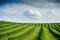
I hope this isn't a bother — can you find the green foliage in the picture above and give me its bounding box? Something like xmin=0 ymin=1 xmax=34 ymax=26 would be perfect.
xmin=0 ymin=21 xmax=60 ymax=40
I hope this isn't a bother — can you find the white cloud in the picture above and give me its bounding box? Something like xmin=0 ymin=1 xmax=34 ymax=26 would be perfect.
xmin=34 ymin=9 xmax=42 ymax=17
xmin=0 ymin=3 xmax=60 ymax=23
xmin=25 ymin=8 xmax=42 ymax=18
xmin=49 ymin=10 xmax=56 ymax=14
xmin=48 ymin=10 xmax=59 ymax=18
xmin=0 ymin=4 xmax=42 ymax=23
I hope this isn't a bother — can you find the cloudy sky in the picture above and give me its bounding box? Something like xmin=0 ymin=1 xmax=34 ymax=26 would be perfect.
xmin=0 ymin=0 xmax=60 ymax=23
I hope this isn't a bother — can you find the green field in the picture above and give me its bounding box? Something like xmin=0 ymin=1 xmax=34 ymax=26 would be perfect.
xmin=0 ymin=21 xmax=60 ymax=40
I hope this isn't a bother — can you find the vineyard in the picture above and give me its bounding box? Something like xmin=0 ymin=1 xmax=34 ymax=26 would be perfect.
xmin=0 ymin=21 xmax=60 ymax=40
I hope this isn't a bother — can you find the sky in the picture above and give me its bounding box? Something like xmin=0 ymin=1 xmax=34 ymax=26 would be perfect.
xmin=0 ymin=0 xmax=60 ymax=23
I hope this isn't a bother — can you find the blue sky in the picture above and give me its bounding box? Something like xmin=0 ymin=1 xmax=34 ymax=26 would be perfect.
xmin=0 ymin=0 xmax=60 ymax=23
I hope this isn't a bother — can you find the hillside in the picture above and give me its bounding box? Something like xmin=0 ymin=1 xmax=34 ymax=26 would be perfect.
xmin=0 ymin=21 xmax=60 ymax=40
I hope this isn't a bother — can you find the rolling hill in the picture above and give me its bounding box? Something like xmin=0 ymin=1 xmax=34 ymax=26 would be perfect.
xmin=0 ymin=21 xmax=60 ymax=40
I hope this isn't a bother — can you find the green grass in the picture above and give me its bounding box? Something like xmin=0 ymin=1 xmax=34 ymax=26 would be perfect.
xmin=0 ymin=21 xmax=60 ymax=40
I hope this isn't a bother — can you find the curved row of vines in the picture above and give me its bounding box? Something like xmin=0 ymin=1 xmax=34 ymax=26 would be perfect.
xmin=0 ymin=21 xmax=60 ymax=40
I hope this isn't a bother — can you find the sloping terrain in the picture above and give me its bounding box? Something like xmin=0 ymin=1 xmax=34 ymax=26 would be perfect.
xmin=0 ymin=21 xmax=60 ymax=40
